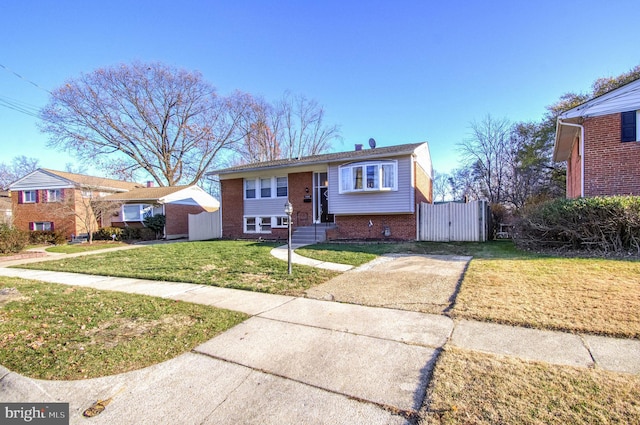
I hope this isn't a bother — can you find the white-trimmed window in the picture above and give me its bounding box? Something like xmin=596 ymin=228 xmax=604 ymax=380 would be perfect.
xmin=245 ymin=176 xmax=288 ymax=199
xmin=338 ymin=161 xmax=398 ymax=193
xmin=274 ymin=216 xmax=289 ymax=228
xmin=22 ymin=190 xmax=37 ymax=203
xmin=244 ymin=216 xmax=273 ymax=233
xmin=260 ymin=178 xmax=271 ymax=198
xmin=30 ymin=221 xmax=53 ymax=231
xmin=245 ymin=180 xmax=256 ymax=199
xmin=276 ymin=177 xmax=288 ymax=197
xmin=122 ymin=204 xmax=153 ymax=221
xmin=46 ymin=189 xmax=62 ymax=202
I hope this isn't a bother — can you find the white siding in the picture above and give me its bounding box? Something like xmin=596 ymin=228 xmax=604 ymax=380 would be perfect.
xmin=328 ymin=156 xmax=414 ymax=215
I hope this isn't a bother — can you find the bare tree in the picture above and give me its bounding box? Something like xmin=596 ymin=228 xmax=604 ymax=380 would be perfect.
xmin=40 ymin=62 xmax=253 ymax=186
xmin=235 ymin=95 xmax=282 ymax=163
xmin=278 ymin=92 xmax=340 ymax=159
xmin=457 ymin=115 xmax=512 ymax=204
xmin=432 ymin=170 xmax=450 ymax=202
xmin=0 ymin=156 xmax=40 ymax=189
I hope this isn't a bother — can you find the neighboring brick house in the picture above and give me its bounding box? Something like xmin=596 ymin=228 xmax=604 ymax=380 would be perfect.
xmin=103 ymin=185 xmax=220 ymax=240
xmin=9 ymin=169 xmax=141 ymax=239
xmin=554 ymin=78 xmax=640 ymax=198
xmin=207 ymin=142 xmax=433 ymax=241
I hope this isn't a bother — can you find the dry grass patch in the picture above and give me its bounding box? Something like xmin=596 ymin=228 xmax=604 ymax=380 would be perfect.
xmin=421 ymin=347 xmax=640 ymax=424
xmin=0 ymin=277 xmax=247 ymax=380
xmin=453 ymin=257 xmax=640 ymax=338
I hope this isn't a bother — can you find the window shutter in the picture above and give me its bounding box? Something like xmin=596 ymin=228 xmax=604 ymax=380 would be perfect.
xmin=29 ymin=222 xmax=34 ymax=231
xmin=35 ymin=190 xmax=40 ymax=203
xmin=50 ymin=222 xmax=55 ymax=231
xmin=621 ymin=111 xmax=636 ymax=142
xmin=18 ymin=191 xmax=23 ymax=204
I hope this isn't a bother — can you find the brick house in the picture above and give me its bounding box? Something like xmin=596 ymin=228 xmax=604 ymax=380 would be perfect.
xmin=207 ymin=142 xmax=433 ymax=242
xmin=9 ymin=168 xmax=141 ymax=239
xmin=554 ymin=78 xmax=640 ymax=198
xmin=103 ymin=185 xmax=220 ymax=239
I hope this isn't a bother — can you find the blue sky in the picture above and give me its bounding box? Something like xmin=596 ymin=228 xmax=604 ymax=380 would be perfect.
xmin=1 ymin=0 xmax=639 ymax=178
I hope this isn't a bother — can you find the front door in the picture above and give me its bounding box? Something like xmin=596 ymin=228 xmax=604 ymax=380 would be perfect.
xmin=314 ymin=172 xmax=334 ymax=223
xmin=319 ymin=187 xmax=334 ymax=223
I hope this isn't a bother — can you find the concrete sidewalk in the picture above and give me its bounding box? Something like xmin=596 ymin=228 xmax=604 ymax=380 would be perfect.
xmin=1 ymin=267 xmax=640 ymax=424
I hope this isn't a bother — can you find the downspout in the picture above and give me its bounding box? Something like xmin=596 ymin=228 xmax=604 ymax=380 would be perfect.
xmin=558 ymin=120 xmax=585 ymax=197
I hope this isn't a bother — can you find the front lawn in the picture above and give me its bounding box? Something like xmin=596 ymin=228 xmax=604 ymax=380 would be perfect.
xmin=420 ymin=347 xmax=640 ymax=424
xmin=45 ymin=241 xmax=129 ymax=254
xmin=17 ymin=240 xmax=338 ymax=296
xmin=0 ymin=277 xmax=247 ymax=380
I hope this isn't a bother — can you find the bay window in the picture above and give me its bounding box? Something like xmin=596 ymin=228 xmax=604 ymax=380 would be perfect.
xmin=338 ymin=161 xmax=398 ymax=193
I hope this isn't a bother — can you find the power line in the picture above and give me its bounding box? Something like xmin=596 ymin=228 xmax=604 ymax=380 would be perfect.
xmin=0 ymin=63 xmax=51 ymax=94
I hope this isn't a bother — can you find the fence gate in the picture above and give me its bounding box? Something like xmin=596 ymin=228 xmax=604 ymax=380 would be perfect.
xmin=417 ymin=200 xmax=489 ymax=242
xmin=188 ymin=211 xmax=222 ymax=241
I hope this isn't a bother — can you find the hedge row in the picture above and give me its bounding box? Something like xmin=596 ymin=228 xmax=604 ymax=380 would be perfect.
xmin=514 ymin=196 xmax=640 ymax=254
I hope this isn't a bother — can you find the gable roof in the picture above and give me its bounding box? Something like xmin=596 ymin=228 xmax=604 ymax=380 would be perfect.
xmin=103 ymin=185 xmax=192 ymax=202
xmin=554 ymin=78 xmax=640 ymax=162
xmin=103 ymin=185 xmax=220 ymax=211
xmin=9 ymin=168 xmax=141 ymax=192
xmin=208 ymin=142 xmax=428 ymax=177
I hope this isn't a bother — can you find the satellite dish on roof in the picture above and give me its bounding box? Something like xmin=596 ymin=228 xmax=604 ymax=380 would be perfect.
xmin=368 ymin=138 xmax=376 ymax=148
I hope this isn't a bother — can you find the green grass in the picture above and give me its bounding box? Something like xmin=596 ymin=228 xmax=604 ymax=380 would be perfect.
xmin=17 ymin=240 xmax=338 ymax=296
xmin=0 ymin=277 xmax=247 ymax=380
xmin=297 ymin=240 xmax=525 ymax=265
xmin=45 ymin=241 xmax=129 ymax=254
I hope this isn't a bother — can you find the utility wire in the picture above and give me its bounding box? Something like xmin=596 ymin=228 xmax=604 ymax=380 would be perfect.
xmin=0 ymin=62 xmax=52 ymax=118
xmin=0 ymin=63 xmax=51 ymax=94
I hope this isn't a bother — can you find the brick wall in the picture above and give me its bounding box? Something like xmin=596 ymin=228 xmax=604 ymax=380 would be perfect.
xmin=221 ymin=178 xmax=244 ymax=238
xmin=329 ymin=214 xmax=416 ymax=241
xmin=11 ymin=188 xmax=79 ymax=238
xmin=165 ymin=204 xmax=206 ymax=238
xmin=287 ymin=172 xmax=313 ymax=228
xmin=583 ymin=113 xmax=640 ymax=196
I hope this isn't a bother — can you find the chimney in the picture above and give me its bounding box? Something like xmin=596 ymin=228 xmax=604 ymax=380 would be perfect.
xmin=146 ymin=181 xmax=154 ymax=188
xmin=355 ymin=144 xmax=363 ymax=151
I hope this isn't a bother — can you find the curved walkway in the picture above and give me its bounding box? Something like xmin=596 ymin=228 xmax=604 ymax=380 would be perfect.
xmin=270 ymin=244 xmax=353 ymax=272
xmin=1 ymin=249 xmax=639 ymax=424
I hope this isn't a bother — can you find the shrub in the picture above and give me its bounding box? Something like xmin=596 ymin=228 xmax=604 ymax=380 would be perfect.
xmin=0 ymin=224 xmax=29 ymax=254
xmin=514 ymin=196 xmax=640 ymax=254
xmin=121 ymin=227 xmax=141 ymax=240
xmin=28 ymin=230 xmax=67 ymax=246
xmin=93 ymin=227 xmax=123 ymax=241
xmin=143 ymin=214 xmax=166 ymax=239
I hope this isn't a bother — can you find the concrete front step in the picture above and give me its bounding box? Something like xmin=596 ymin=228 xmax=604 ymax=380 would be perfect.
xmin=292 ymin=225 xmax=336 ymax=244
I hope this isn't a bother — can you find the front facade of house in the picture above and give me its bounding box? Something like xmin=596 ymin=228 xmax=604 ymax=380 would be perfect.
xmin=9 ymin=169 xmax=140 ymax=238
xmin=209 ymin=142 xmax=433 ymax=241
xmin=554 ymin=79 xmax=640 ymax=198
xmin=103 ymin=185 xmax=220 ymax=239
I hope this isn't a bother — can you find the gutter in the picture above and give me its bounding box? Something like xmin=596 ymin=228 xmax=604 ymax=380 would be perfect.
xmin=557 ymin=119 xmax=585 ymax=197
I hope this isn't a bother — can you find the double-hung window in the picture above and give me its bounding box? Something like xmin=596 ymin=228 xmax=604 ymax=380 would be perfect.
xmin=260 ymin=178 xmax=271 ymax=198
xmin=276 ymin=177 xmax=288 ymax=197
xmin=22 ymin=190 xmax=37 ymax=203
xmin=245 ymin=180 xmax=256 ymax=199
xmin=338 ymin=161 xmax=398 ymax=193
xmin=244 ymin=216 xmax=273 ymax=233
xmin=47 ymin=189 xmax=62 ymax=202
xmin=31 ymin=221 xmax=53 ymax=231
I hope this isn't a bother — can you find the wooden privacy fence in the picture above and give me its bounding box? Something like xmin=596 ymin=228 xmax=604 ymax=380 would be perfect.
xmin=417 ymin=200 xmax=490 ymax=242
xmin=188 ymin=211 xmax=222 ymax=241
